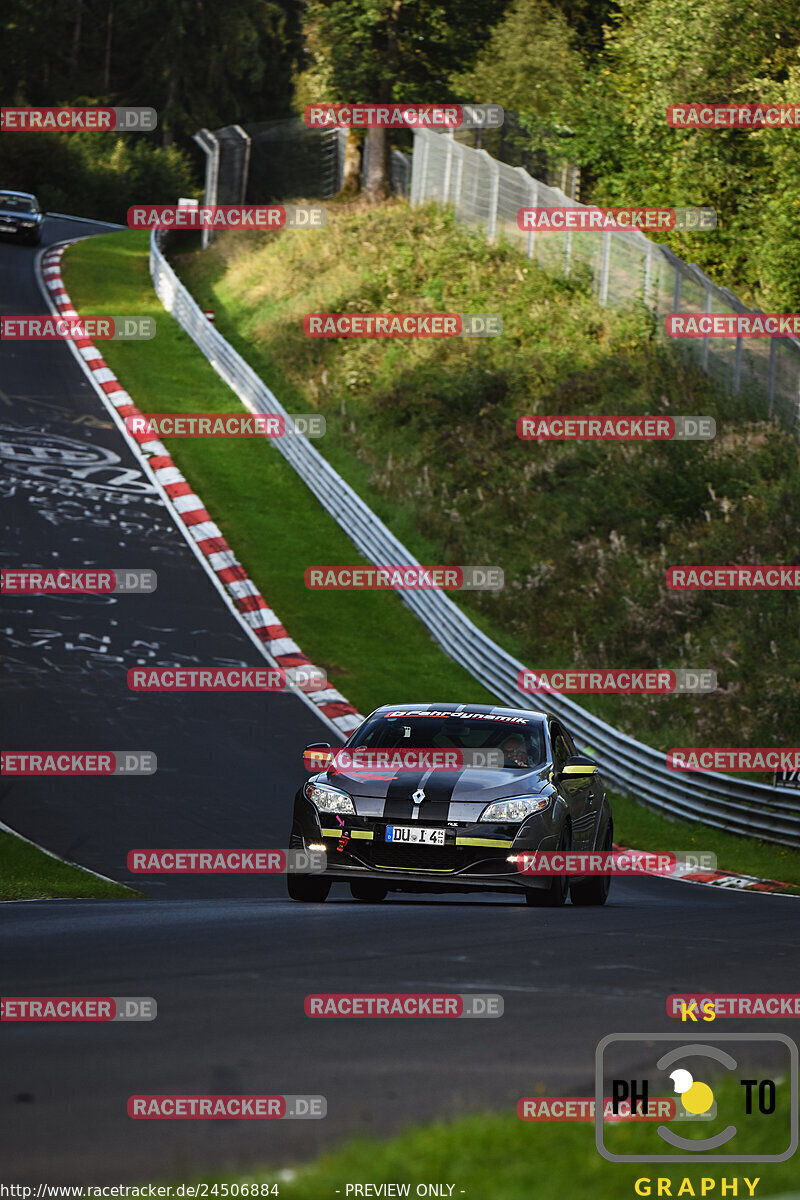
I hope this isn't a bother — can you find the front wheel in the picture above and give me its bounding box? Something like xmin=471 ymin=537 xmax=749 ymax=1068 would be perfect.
xmin=570 ymin=825 xmax=612 ymax=906
xmin=525 ymin=827 xmax=571 ymax=907
xmin=287 ymin=873 xmax=331 ymax=903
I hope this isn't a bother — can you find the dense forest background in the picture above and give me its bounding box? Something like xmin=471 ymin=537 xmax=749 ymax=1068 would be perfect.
xmin=2 ymin=0 xmax=800 ymax=307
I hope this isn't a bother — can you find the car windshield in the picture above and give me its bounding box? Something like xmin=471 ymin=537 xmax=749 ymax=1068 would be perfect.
xmin=348 ymin=712 xmax=546 ymax=769
xmin=0 ymin=194 xmax=37 ymax=213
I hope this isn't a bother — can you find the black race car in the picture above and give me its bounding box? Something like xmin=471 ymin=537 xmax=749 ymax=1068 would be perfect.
xmin=0 ymin=190 xmax=44 ymax=245
xmin=287 ymin=703 xmax=613 ymax=907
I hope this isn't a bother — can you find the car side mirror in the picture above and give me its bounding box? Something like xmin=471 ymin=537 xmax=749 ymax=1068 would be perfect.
xmin=556 ymin=754 xmax=599 ymax=781
xmin=303 ymin=743 xmax=333 ymax=772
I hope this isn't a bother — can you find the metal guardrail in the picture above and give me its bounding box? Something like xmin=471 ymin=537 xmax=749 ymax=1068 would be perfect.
xmin=149 ymin=229 xmax=800 ymax=849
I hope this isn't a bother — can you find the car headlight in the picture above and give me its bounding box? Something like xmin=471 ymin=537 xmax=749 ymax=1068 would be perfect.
xmin=20 ymin=220 xmax=35 ymax=227
xmin=304 ymin=780 xmax=355 ymax=814
xmin=479 ymin=795 xmax=550 ymax=822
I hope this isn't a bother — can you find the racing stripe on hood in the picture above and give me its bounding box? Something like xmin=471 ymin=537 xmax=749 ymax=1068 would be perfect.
xmin=382 ymin=770 xmax=461 ymax=821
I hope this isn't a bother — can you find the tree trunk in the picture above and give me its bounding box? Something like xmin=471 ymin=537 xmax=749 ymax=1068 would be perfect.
xmin=162 ymin=69 xmax=177 ymax=148
xmin=103 ymin=1 xmax=114 ymax=93
xmin=363 ymin=127 xmax=391 ymax=202
xmin=363 ymin=0 xmax=401 ymax=202
xmin=69 ymin=0 xmax=83 ymax=79
xmin=340 ymin=129 xmax=363 ymax=198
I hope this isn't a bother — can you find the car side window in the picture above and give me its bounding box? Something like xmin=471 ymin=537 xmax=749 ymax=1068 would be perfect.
xmin=550 ymin=723 xmax=570 ymax=772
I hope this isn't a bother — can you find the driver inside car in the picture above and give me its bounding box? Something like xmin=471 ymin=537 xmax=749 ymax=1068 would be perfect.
xmin=500 ymin=734 xmax=529 ymax=768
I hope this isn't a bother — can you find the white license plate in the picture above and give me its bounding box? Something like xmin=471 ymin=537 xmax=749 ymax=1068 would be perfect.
xmin=0 ymin=227 xmax=17 ymax=234
xmin=385 ymin=825 xmax=445 ymax=845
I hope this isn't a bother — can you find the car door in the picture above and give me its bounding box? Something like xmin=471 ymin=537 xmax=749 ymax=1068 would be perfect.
xmin=550 ymin=720 xmax=595 ymax=850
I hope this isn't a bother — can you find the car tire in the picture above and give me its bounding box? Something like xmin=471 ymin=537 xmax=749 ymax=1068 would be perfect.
xmin=349 ymin=880 xmax=388 ymax=902
xmin=287 ymin=873 xmax=331 ymax=903
xmin=525 ymin=826 xmax=571 ymax=907
xmin=570 ymin=824 xmax=612 ymax=907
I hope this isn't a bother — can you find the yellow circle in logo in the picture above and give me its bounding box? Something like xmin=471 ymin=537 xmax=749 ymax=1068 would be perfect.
xmin=683 ymin=1082 xmax=714 ymax=1114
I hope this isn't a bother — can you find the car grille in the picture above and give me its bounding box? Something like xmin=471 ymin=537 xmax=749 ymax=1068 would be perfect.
xmin=357 ymin=841 xmax=470 ymax=873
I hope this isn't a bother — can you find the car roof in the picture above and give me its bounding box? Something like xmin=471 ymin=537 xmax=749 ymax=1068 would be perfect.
xmin=0 ymin=190 xmax=38 ymax=200
xmin=368 ymin=703 xmax=550 ymax=723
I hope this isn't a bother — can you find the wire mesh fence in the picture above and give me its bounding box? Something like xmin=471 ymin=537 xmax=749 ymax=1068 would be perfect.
xmin=410 ymin=128 xmax=800 ymax=432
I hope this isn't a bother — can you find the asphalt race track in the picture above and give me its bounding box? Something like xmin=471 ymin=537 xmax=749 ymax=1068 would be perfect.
xmin=2 ymin=219 xmax=799 ymax=1184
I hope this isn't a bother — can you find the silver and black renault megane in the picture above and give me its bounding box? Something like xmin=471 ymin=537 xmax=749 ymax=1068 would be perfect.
xmin=288 ymin=703 xmax=613 ymax=907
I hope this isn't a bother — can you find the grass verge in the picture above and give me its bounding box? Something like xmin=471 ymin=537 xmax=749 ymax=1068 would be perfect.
xmin=0 ymin=828 xmax=138 ymax=901
xmin=169 ymin=1077 xmax=794 ymax=1200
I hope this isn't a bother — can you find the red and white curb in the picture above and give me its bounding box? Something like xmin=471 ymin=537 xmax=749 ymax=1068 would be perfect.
xmin=37 ymin=241 xmax=363 ymax=737
xmin=615 ymin=844 xmax=798 ymax=897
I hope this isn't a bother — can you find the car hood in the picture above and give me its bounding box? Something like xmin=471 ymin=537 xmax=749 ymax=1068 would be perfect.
xmin=0 ymin=207 xmax=39 ymax=220
xmin=318 ymin=764 xmax=551 ymax=821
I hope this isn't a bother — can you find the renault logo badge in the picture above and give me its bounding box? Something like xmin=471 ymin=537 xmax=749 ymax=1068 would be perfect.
xmin=412 ymin=788 xmax=425 ymax=805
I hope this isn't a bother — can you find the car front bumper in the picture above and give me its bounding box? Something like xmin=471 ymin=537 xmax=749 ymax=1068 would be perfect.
xmin=291 ymin=792 xmax=562 ymax=893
